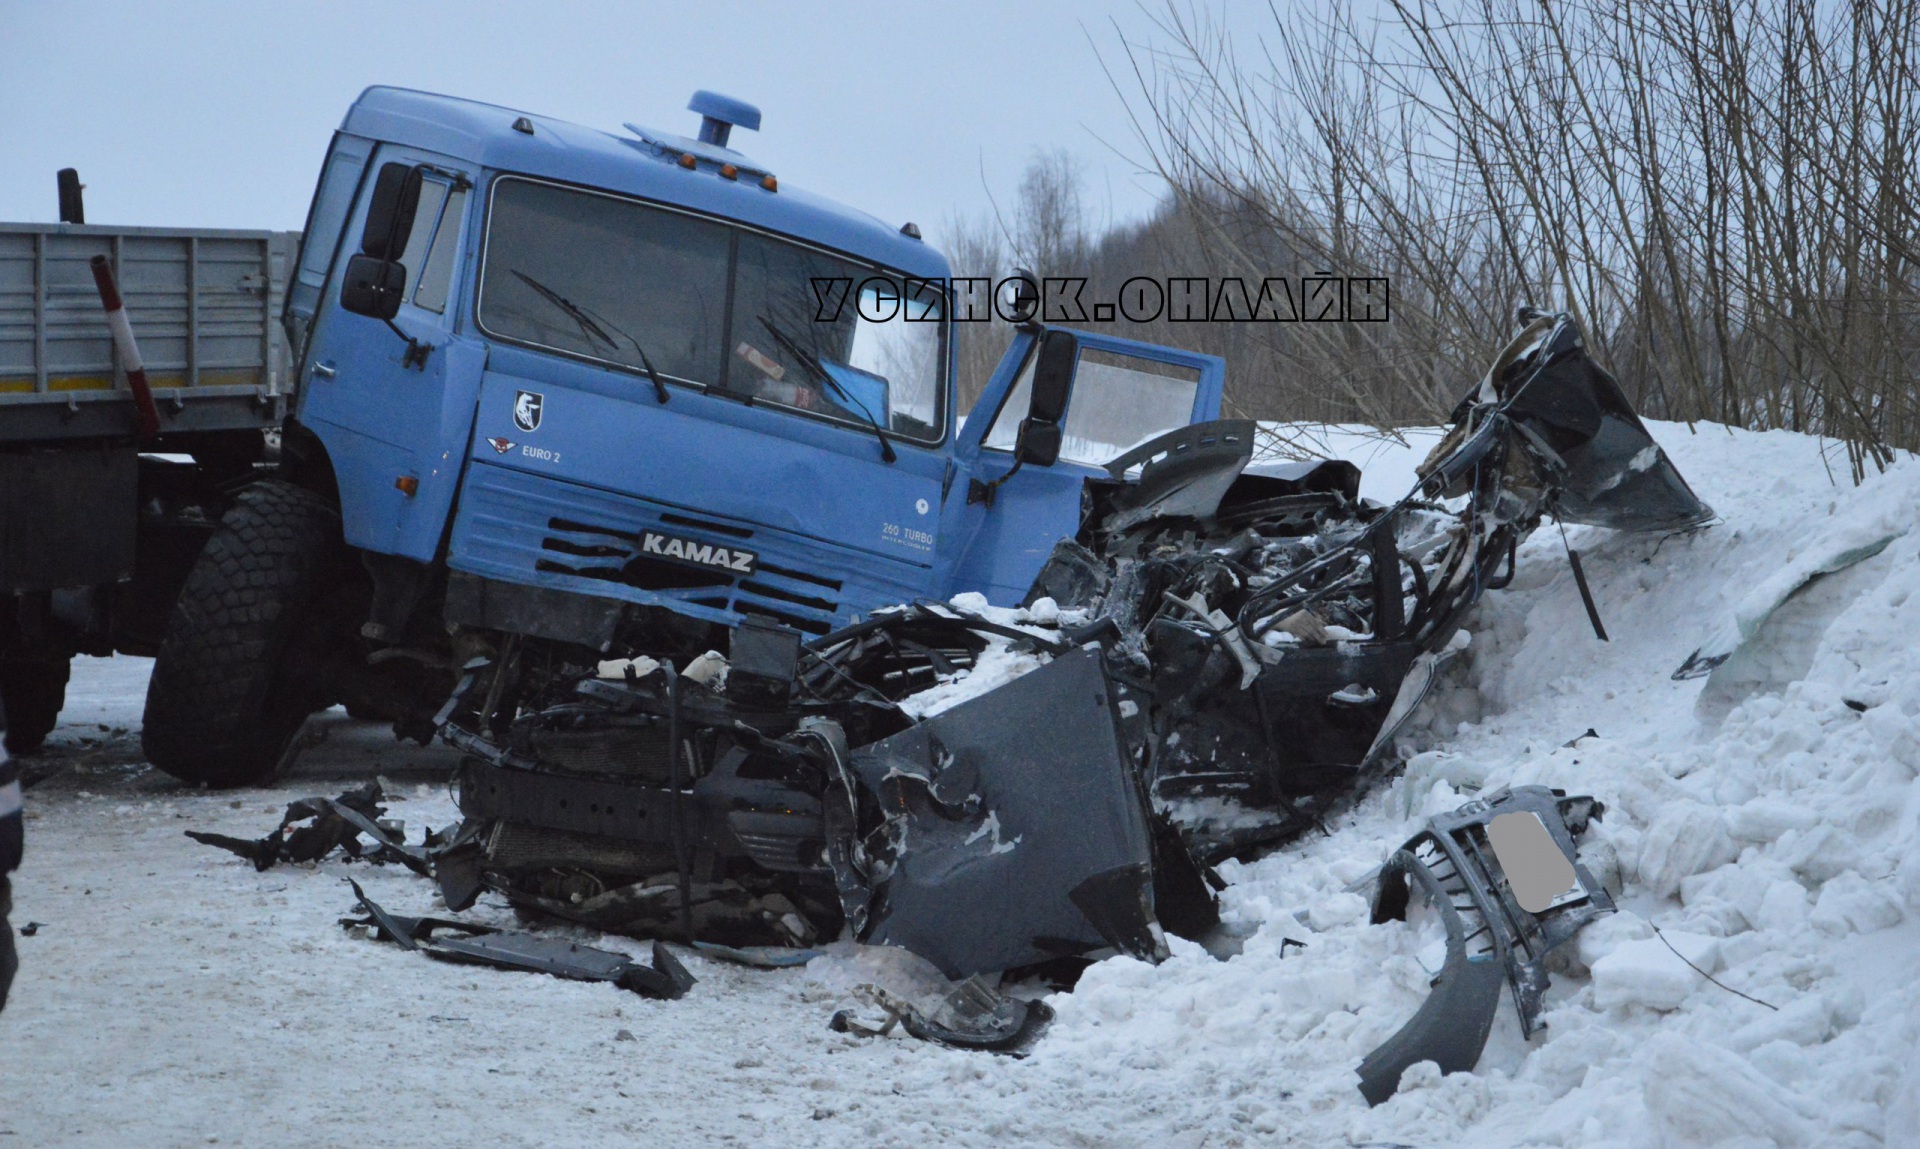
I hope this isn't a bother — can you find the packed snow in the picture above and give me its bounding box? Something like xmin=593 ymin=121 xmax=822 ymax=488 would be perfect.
xmin=3 ymin=419 xmax=1916 ymax=1147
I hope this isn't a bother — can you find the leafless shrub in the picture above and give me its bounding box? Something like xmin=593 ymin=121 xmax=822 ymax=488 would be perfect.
xmin=1094 ymin=0 xmax=1920 ymax=478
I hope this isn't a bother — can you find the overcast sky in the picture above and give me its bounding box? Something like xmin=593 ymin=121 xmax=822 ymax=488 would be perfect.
xmin=0 ymin=2 xmax=1265 ymax=250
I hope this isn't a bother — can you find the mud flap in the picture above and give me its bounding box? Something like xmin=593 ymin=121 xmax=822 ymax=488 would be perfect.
xmin=849 ymin=647 xmax=1160 ymax=977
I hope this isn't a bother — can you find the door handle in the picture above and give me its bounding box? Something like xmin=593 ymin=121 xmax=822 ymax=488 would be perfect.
xmin=312 ymin=361 xmax=337 ymax=379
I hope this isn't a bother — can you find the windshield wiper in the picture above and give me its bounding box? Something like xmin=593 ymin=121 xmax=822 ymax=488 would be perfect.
xmin=512 ymin=270 xmax=670 ymax=404
xmin=758 ymin=316 xmax=895 ymax=463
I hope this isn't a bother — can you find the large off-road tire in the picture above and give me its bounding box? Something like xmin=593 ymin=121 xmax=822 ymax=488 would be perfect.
xmin=142 ymin=480 xmax=340 ymax=786
xmin=0 ymin=654 xmax=70 ymax=755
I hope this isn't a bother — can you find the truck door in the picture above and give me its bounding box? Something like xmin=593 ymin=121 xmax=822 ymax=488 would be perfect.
xmin=938 ymin=329 xmax=1224 ymax=604
xmin=294 ymin=148 xmax=484 ymax=560
xmin=284 ymin=132 xmax=374 ymax=366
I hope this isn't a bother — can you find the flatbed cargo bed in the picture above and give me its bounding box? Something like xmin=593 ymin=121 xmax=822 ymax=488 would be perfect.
xmin=0 ymin=222 xmax=298 ymax=443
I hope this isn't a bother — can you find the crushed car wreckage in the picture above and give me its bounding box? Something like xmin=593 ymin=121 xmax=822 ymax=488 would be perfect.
xmin=190 ymin=311 xmax=1708 ymax=1095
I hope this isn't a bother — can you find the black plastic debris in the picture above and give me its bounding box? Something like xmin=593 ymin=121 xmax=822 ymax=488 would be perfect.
xmin=423 ymin=824 xmax=489 ymax=912
xmin=188 ymin=784 xmax=492 ymax=912
xmin=186 ymin=782 xmax=394 ymax=871
xmin=1357 ymin=786 xmax=1614 ymax=1105
xmin=829 ymin=975 xmax=1053 ymax=1056
xmin=343 ymin=880 xmax=694 ymax=1000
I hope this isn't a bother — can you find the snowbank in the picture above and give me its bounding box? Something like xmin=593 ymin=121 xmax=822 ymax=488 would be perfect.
xmin=1249 ymin=421 xmax=1447 ymax=503
xmin=999 ymin=422 xmax=1920 ymax=1147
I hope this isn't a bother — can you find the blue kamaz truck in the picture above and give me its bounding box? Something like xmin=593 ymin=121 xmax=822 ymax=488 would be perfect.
xmin=139 ymin=87 xmax=1224 ymax=784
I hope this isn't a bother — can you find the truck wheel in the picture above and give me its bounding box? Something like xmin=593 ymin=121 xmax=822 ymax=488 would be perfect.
xmin=142 ymin=480 xmax=339 ymax=786
xmin=0 ymin=654 xmax=71 ymax=755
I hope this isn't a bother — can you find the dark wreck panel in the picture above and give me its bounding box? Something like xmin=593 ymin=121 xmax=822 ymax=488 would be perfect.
xmin=852 ymin=647 xmax=1156 ymax=977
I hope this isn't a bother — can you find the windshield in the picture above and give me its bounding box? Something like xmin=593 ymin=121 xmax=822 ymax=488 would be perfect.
xmin=478 ymin=177 xmax=947 ymax=443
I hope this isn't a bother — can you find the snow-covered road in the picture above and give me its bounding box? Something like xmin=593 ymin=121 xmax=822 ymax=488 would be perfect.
xmin=5 ymin=419 xmax=1918 ymax=1148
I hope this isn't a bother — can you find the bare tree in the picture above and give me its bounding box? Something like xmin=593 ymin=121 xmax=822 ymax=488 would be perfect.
xmin=937 ymin=210 xmax=1011 ymax=410
xmin=1008 ymin=149 xmax=1094 ymax=280
xmin=1086 ymin=0 xmax=1920 ymax=475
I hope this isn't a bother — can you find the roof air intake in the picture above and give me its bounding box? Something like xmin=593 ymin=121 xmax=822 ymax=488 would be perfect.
xmin=688 ymin=91 xmax=761 ymax=149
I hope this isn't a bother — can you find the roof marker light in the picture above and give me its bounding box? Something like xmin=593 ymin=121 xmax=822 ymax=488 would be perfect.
xmin=720 ymin=163 xmax=738 ymax=180
xmin=760 ymin=175 xmax=778 ymax=192
xmin=678 ymin=153 xmax=697 ymax=170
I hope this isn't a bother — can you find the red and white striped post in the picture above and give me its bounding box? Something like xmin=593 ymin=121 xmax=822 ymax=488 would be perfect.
xmin=87 ymin=254 xmax=161 ymax=439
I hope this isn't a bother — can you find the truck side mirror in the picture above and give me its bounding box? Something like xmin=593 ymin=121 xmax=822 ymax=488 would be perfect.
xmin=340 ymin=254 xmax=406 ymax=320
xmin=361 ymin=163 xmax=423 ymax=259
xmin=1015 ymin=329 xmax=1077 ymax=467
xmin=340 ymin=163 xmax=422 ymax=320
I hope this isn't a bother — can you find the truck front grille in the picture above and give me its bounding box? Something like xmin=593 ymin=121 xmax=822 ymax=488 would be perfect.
xmin=452 ymin=464 xmax=926 ymax=635
xmin=535 ymin=515 xmax=845 ymax=633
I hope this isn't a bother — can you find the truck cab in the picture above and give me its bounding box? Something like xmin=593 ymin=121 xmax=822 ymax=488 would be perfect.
xmin=142 ymin=87 xmax=1224 ymax=783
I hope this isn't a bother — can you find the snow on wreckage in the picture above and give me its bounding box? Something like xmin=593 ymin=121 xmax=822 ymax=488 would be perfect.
xmin=191 ymin=311 xmax=1714 ymax=1095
